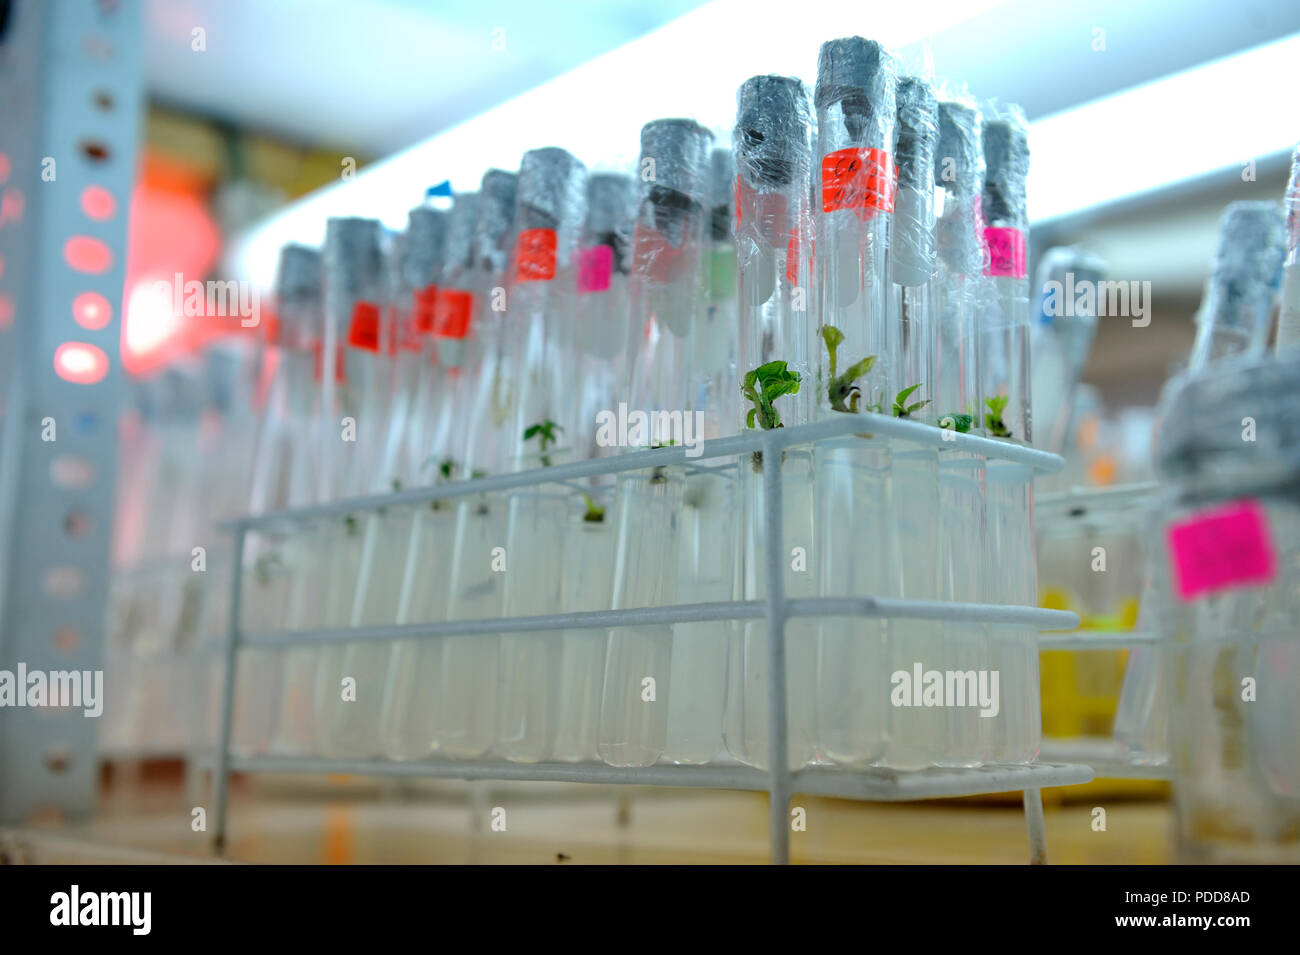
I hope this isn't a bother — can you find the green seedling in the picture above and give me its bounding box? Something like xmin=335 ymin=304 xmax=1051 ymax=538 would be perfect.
xmin=524 ymin=420 xmax=563 ymax=467
xmin=892 ymin=384 xmax=930 ymax=419
xmin=938 ymin=412 xmax=973 ymax=433
xmin=582 ymin=493 xmax=605 ymax=523
xmin=742 ymin=360 xmax=802 ymax=430
xmin=822 ymin=325 xmax=877 ymax=414
xmin=252 ymin=551 xmax=285 ymax=588
xmin=984 ymin=395 xmax=1012 ymax=438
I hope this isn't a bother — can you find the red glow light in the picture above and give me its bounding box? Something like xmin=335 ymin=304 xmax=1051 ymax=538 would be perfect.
xmin=0 ymin=187 xmax=23 ymax=226
xmin=80 ymin=185 xmax=117 ymax=221
xmin=54 ymin=342 xmax=110 ymax=384
xmin=73 ymin=291 xmax=112 ymax=330
xmin=64 ymin=236 xmax=113 ymax=273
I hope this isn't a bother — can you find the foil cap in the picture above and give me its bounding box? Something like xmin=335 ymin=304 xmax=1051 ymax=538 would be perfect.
xmin=275 ymin=243 xmax=321 ymax=308
xmin=443 ymin=192 xmax=479 ymax=275
xmin=324 ymin=217 xmax=383 ymax=304
xmin=1210 ymin=201 xmax=1287 ymax=310
xmin=981 ymin=109 xmax=1030 ymax=228
xmin=735 ymin=74 xmax=811 ymax=190
xmin=639 ymin=119 xmax=714 ymax=203
xmin=403 ymin=207 xmax=447 ymax=289
xmin=895 ymin=77 xmax=938 ymax=192
xmin=474 ymin=169 xmax=517 ymax=273
xmin=516 ymin=147 xmax=587 ymax=231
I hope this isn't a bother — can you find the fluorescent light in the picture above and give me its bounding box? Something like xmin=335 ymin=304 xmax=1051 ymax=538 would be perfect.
xmin=1028 ymin=33 xmax=1300 ymax=223
xmin=227 ymin=0 xmax=1008 ymax=291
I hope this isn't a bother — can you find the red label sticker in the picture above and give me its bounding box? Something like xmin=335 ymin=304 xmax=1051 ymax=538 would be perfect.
xmin=1166 ymin=499 xmax=1278 ymax=601
xmin=821 ymin=147 xmax=896 ymax=215
xmin=346 ymin=301 xmax=381 ymax=351
xmin=577 ymin=244 xmax=613 ymax=293
xmin=984 ymin=227 xmax=1026 ymax=278
xmin=434 ymin=288 xmax=474 ymax=339
xmin=515 ymin=228 xmax=557 ymax=282
xmin=413 ymin=284 xmax=438 ymax=333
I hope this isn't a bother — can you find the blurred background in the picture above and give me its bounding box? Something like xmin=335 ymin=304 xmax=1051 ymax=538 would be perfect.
xmin=0 ymin=0 xmax=1296 ymax=863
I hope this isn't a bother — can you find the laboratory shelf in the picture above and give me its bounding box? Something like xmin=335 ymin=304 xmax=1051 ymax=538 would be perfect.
xmin=209 ymin=413 xmax=1089 ymax=864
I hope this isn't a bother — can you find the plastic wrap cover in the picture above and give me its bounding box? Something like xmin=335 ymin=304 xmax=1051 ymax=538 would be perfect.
xmin=403 ymin=207 xmax=447 ymax=290
xmin=473 ymin=169 xmax=518 ymax=275
xmin=1208 ymin=201 xmax=1287 ymax=323
xmin=980 ymin=105 xmax=1029 ymax=230
xmin=1158 ymin=354 xmax=1300 ymax=487
xmin=275 ymin=243 xmax=321 ymax=346
xmin=709 ymin=147 xmax=736 ymax=241
xmin=324 ymin=217 xmax=384 ymax=307
xmin=814 ymin=36 xmax=898 ymax=146
xmin=443 ymin=192 xmax=480 ymax=276
xmin=584 ymin=172 xmax=637 ymax=272
xmin=934 ymin=98 xmax=984 ymax=275
xmin=515 ymin=146 xmax=587 ymax=269
xmin=735 ymin=74 xmax=810 ymax=192
xmin=892 ymin=76 xmax=938 ymax=286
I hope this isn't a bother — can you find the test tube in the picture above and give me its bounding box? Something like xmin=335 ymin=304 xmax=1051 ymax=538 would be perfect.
xmin=553 ymin=171 xmax=637 ymax=763
xmin=497 ymin=147 xmax=588 ymax=763
xmin=978 ymin=107 xmax=1039 ymax=763
xmin=883 ymin=76 xmax=944 ymax=769
xmin=812 ymin=37 xmax=898 ymax=768
xmin=599 ymin=118 xmax=714 ymax=768
xmin=1278 ymin=146 xmax=1300 ymax=353
xmin=721 ymin=74 xmax=820 ymax=770
xmin=930 ymin=96 xmax=992 ymax=767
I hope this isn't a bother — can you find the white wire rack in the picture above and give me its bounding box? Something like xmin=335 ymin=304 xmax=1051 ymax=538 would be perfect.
xmin=1036 ymin=483 xmax=1169 ymax=781
xmin=210 ymin=412 xmax=1092 ymax=864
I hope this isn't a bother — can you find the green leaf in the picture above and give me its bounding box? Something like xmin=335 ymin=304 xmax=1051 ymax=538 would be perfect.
xmin=746 ymin=408 xmax=757 ymax=429
xmin=895 ymin=384 xmax=922 ymax=407
xmin=985 ymin=394 xmax=1009 ymax=415
xmin=523 ymin=424 xmax=542 ymax=440
xmin=842 ymin=355 xmax=876 ymax=382
xmin=821 ymin=325 xmax=845 ymax=350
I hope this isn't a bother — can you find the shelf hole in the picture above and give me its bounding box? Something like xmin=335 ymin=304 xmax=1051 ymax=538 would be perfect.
xmin=50 ymin=455 xmax=97 ymax=490
xmin=53 ymin=626 xmax=82 ymax=655
xmin=80 ymin=184 xmax=116 ymax=221
xmin=43 ymin=565 xmax=85 ymax=598
xmin=93 ymin=89 xmax=114 ymax=111
xmin=54 ymin=341 xmax=110 ymax=384
xmin=72 ymin=290 xmax=112 ymax=330
xmin=44 ymin=745 xmax=73 ymax=775
xmin=63 ymin=236 xmax=112 ymax=274
xmin=63 ymin=510 xmax=93 ymax=539
xmin=78 ymin=139 xmax=111 ymax=163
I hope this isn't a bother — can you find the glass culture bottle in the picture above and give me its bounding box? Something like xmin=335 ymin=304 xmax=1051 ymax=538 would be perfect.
xmin=811 ymin=37 xmax=897 ymax=768
xmin=717 ymin=74 xmax=820 ymax=770
xmin=497 ymin=147 xmax=588 ymax=763
xmin=599 ymin=118 xmax=714 ymax=768
xmin=978 ymin=105 xmax=1040 ymax=763
xmin=553 ymin=170 xmax=637 ymax=762
xmin=1278 ymin=145 xmax=1300 ymax=353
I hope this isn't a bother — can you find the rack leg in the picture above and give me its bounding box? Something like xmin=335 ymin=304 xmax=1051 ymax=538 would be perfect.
xmin=211 ymin=527 xmax=246 ymax=855
xmin=1023 ymin=788 xmax=1047 ymax=865
xmin=761 ymin=432 xmax=791 ymax=866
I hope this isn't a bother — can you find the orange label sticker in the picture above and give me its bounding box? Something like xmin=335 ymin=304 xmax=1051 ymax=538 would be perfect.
xmin=515 ymin=228 xmax=557 ymax=282
xmin=434 ymin=288 xmax=474 ymax=339
xmin=821 ymin=147 xmax=896 ymax=215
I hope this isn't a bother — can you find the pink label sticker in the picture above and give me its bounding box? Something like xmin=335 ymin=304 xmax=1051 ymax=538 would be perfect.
xmin=984 ymin=227 xmax=1026 ymax=278
xmin=577 ymin=244 xmax=613 ymax=293
xmin=1166 ymin=499 xmax=1278 ymax=601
